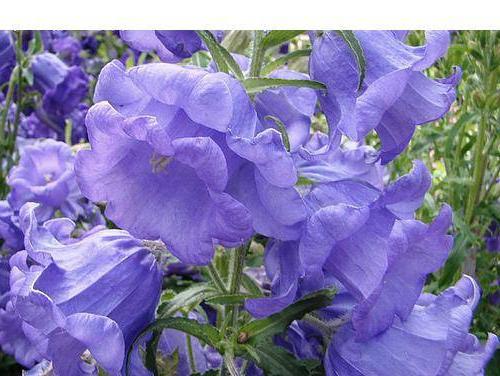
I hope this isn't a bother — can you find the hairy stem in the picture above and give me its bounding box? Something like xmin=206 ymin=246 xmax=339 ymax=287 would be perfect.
xmin=249 ymin=30 xmax=265 ymax=77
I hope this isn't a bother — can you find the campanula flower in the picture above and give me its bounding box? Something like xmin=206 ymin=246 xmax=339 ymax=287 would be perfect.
xmin=9 ymin=203 xmax=162 ymax=375
xmin=310 ymin=31 xmax=461 ymax=163
xmin=31 ymin=52 xmax=89 ymax=117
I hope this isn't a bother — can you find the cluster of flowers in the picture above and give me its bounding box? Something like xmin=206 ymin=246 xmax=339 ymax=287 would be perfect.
xmin=0 ymin=30 xmax=497 ymax=375
xmin=0 ymin=31 xmax=100 ymax=142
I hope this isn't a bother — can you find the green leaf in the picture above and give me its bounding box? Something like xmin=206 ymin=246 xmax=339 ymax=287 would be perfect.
xmin=158 ymin=283 xmax=218 ymax=317
xmin=22 ymin=68 xmax=34 ymax=86
xmin=335 ymin=31 xmax=366 ymax=90
xmin=127 ymin=317 xmax=222 ymax=375
xmin=196 ymin=31 xmax=244 ymax=80
xmin=205 ymin=292 xmax=261 ymax=306
xmin=296 ymin=176 xmax=314 ymax=186
xmin=242 ymin=77 xmax=326 ymax=94
xmin=265 ymin=115 xmax=290 ymax=152
xmin=144 ymin=331 xmax=161 ymax=375
xmin=238 ymin=289 xmax=335 ymax=345
xmin=261 ymin=49 xmax=312 ymax=76
xmin=261 ymin=31 xmax=305 ymax=50
xmin=28 ymin=31 xmax=43 ymax=55
xmin=241 ymin=342 xmax=311 ymax=376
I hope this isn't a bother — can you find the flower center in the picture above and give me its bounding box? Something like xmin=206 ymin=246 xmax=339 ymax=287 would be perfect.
xmin=150 ymin=153 xmax=172 ymax=173
xmin=43 ymin=173 xmax=54 ymax=183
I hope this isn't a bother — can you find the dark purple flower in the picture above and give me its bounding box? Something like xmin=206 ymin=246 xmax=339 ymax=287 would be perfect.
xmin=51 ymin=34 xmax=83 ymax=66
xmin=19 ymin=112 xmax=59 ymax=139
xmin=120 ymin=30 xmax=224 ymax=62
xmin=9 ymin=203 xmax=162 ymax=375
xmin=0 ymin=31 xmax=15 ymax=86
xmin=119 ymin=31 xmax=182 ymax=63
xmin=310 ymin=31 xmax=461 ymax=163
xmin=31 ymin=52 xmax=89 ymax=117
xmin=326 ymin=276 xmax=499 ymax=375
xmin=485 ymin=221 xmax=499 ymax=252
xmin=7 ymin=139 xmax=85 ymax=221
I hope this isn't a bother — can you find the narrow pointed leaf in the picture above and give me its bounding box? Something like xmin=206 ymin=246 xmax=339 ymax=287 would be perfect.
xmin=261 ymin=49 xmax=312 ymax=75
xmin=241 ymin=342 xmax=310 ymax=376
xmin=238 ymin=289 xmax=335 ymax=345
xmin=243 ymin=77 xmax=326 ymax=94
xmin=197 ymin=30 xmax=244 ymax=79
xmin=261 ymin=31 xmax=305 ymax=50
xmin=158 ymin=283 xmax=218 ymax=317
xmin=205 ymin=292 xmax=261 ymax=306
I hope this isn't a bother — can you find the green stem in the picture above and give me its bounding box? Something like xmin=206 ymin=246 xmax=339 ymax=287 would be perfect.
xmin=227 ymin=243 xmax=249 ymax=329
xmin=185 ymin=332 xmax=197 ymax=374
xmin=0 ymin=66 xmax=19 ymax=142
xmin=465 ymin=115 xmax=487 ymax=225
xmin=249 ymin=30 xmax=265 ymax=77
xmin=207 ymin=263 xmax=228 ymax=293
xmin=463 ymin=115 xmax=488 ymax=276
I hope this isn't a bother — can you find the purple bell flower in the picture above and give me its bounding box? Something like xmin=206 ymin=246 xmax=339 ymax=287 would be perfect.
xmin=31 ymin=52 xmax=89 ymax=117
xmin=326 ymin=276 xmax=499 ymax=375
xmin=8 ymin=203 xmax=162 ymax=375
xmin=310 ymin=31 xmax=461 ymax=163
xmin=77 ymin=60 xmax=302 ymax=264
xmin=7 ymin=139 xmax=85 ymax=222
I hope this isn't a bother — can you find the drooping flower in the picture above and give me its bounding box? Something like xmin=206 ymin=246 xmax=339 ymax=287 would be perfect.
xmin=7 ymin=139 xmax=85 ymax=221
xmin=9 ymin=203 xmax=162 ymax=375
xmin=325 ymin=276 xmax=499 ymax=376
xmin=0 ymin=30 xmax=15 ymax=86
xmin=31 ymin=52 xmax=89 ymax=117
xmin=310 ymin=31 xmax=461 ymax=163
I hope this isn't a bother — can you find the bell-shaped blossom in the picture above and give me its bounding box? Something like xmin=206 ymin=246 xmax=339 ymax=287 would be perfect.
xmin=78 ymin=60 xmax=303 ymax=263
xmin=0 ymin=31 xmax=15 ymax=86
xmin=120 ymin=30 xmax=223 ymax=62
xmin=351 ymin=205 xmax=453 ymax=340
xmin=31 ymin=52 xmax=89 ymax=117
xmin=76 ymin=101 xmax=253 ymax=265
xmin=298 ymin=161 xmax=455 ymax=339
xmin=300 ymin=160 xmax=431 ymax=291
xmin=326 ymin=276 xmax=499 ymax=376
xmin=7 ymin=139 xmax=85 ymax=222
xmin=8 ymin=203 xmax=162 ymax=375
xmin=310 ymin=31 xmax=461 ymax=163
